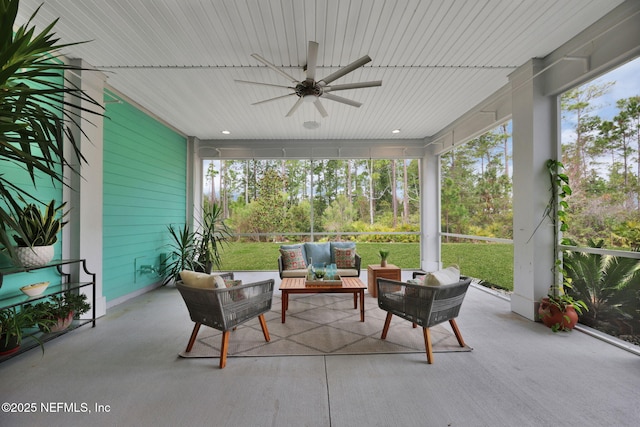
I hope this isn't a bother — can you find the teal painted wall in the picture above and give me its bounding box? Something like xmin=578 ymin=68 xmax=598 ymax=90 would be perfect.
xmin=102 ymin=92 xmax=187 ymax=302
xmin=0 ymin=165 xmax=64 ymax=293
xmin=0 ymin=70 xmax=65 ymax=295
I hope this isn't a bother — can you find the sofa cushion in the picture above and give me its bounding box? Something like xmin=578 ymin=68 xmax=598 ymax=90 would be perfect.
xmin=281 ymin=269 xmax=308 ymax=278
xmin=180 ymin=270 xmax=227 ymax=289
xmin=329 ymin=242 xmax=356 ymax=263
xmin=335 ymin=268 xmax=359 ymax=277
xmin=304 ymin=242 xmax=331 ymax=265
xmin=334 ymin=247 xmax=356 ymax=268
xmin=280 ymin=246 xmax=307 ymax=270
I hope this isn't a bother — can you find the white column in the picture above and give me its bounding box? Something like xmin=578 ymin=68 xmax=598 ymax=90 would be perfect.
xmin=421 ymin=148 xmax=441 ymax=272
xmin=63 ymin=60 xmax=107 ymax=318
xmin=510 ymin=59 xmax=558 ymax=320
xmin=188 ymin=136 xmax=199 ymax=225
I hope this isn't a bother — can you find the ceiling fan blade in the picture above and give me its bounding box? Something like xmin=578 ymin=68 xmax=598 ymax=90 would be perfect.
xmin=322 ymin=93 xmax=362 ymax=108
xmin=235 ymin=79 xmax=294 ymax=89
xmin=306 ymin=41 xmax=319 ymax=81
xmin=252 ymin=92 xmax=296 ymax=105
xmin=285 ymin=97 xmax=304 ymax=117
xmin=323 ymin=80 xmax=382 ymax=92
xmin=318 ymin=55 xmax=372 ymax=86
xmin=251 ymin=53 xmax=299 ymax=83
xmin=313 ymin=98 xmax=328 ymax=118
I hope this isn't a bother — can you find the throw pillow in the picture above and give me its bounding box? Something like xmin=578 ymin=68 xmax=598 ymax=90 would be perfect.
xmin=280 ymin=247 xmax=307 ymax=270
xmin=334 ymin=247 xmax=356 ymax=268
xmin=425 ymin=266 xmax=460 ymax=286
xmin=225 ymin=280 xmax=245 ymax=301
xmin=329 ymin=242 xmax=356 ymax=263
xmin=305 ymin=242 xmax=331 ymax=265
xmin=180 ymin=270 xmax=227 ymax=289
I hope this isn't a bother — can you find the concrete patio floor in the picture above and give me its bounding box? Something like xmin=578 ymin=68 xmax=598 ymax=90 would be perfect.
xmin=1 ymin=270 xmax=639 ymax=426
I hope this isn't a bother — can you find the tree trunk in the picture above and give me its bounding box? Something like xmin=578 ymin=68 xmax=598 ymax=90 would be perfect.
xmin=392 ymin=159 xmax=397 ymax=228
xmin=369 ymin=159 xmax=374 ymax=225
xmin=403 ymin=160 xmax=409 ymax=224
xmin=221 ymin=161 xmax=228 ymax=218
xmin=244 ymin=160 xmax=249 ymax=204
xmin=347 ymin=159 xmax=353 ymax=203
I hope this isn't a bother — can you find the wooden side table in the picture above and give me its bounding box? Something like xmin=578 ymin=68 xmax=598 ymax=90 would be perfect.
xmin=367 ymin=264 xmax=401 ymax=297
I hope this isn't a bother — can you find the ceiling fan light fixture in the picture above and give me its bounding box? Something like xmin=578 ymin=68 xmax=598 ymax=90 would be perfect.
xmin=392 ymin=129 xmax=401 ymax=134
xmin=221 ymin=130 xmax=231 ymax=135
xmin=240 ymin=41 xmax=381 ymax=117
xmin=303 ymin=121 xmax=320 ymax=130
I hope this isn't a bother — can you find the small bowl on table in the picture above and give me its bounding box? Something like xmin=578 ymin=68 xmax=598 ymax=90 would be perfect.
xmin=20 ymin=281 xmax=50 ymax=297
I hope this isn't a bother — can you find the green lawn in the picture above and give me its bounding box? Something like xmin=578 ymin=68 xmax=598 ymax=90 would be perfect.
xmin=219 ymin=241 xmax=514 ymax=291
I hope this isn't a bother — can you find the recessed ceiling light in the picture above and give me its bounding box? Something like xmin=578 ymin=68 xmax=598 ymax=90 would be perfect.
xmin=303 ymin=121 xmax=320 ymax=130
xmin=221 ymin=130 xmax=231 ymax=135
xmin=392 ymin=129 xmax=401 ymax=134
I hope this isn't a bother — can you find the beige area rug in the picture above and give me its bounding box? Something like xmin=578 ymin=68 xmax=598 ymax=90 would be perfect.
xmin=179 ymin=293 xmax=473 ymax=358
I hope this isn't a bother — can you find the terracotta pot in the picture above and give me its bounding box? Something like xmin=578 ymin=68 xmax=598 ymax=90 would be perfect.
xmin=0 ymin=334 xmax=20 ymax=356
xmin=538 ymin=297 xmax=579 ymax=330
xmin=45 ymin=311 xmax=74 ymax=333
xmin=380 ymin=259 xmax=387 ymax=267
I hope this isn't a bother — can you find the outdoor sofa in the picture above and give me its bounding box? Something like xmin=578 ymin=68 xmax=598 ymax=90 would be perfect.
xmin=278 ymin=242 xmax=361 ymax=279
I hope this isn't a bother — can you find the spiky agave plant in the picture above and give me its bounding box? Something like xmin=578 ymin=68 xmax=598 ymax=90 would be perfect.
xmin=564 ymin=239 xmax=640 ymax=327
xmin=12 ymin=199 xmax=67 ymax=247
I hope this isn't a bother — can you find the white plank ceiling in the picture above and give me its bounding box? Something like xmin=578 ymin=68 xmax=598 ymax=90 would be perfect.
xmin=15 ymin=0 xmax=624 ymax=141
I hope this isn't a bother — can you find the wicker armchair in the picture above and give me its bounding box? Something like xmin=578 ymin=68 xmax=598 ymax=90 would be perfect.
xmin=176 ymin=273 xmax=274 ymax=368
xmin=377 ymin=277 xmax=471 ymax=364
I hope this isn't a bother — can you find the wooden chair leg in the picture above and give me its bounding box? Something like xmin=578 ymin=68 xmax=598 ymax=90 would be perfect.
xmin=185 ymin=323 xmax=201 ymax=352
xmin=381 ymin=312 xmax=393 ymax=339
xmin=423 ymin=327 xmax=434 ymax=364
xmin=353 ymin=292 xmax=357 ymax=309
xmin=449 ymin=319 xmax=465 ymax=347
xmin=219 ymin=330 xmax=230 ymax=369
xmin=258 ymin=314 xmax=270 ymax=342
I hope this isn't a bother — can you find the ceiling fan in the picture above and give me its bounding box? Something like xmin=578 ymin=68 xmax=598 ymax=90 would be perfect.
xmin=236 ymin=41 xmax=381 ymax=118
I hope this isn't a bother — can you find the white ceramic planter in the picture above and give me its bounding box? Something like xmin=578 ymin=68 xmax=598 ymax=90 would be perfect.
xmin=14 ymin=245 xmax=55 ymax=268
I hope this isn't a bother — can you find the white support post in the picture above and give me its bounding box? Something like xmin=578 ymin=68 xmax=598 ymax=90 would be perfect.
xmin=63 ymin=59 xmax=107 ymax=318
xmin=421 ymin=149 xmax=441 ymax=272
xmin=510 ymin=59 xmax=558 ymax=320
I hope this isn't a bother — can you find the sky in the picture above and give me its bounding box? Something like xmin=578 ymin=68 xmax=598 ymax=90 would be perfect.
xmin=563 ymin=56 xmax=640 ymax=134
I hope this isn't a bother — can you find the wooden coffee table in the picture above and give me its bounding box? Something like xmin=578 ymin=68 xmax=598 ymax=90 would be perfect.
xmin=279 ymin=277 xmax=367 ymax=323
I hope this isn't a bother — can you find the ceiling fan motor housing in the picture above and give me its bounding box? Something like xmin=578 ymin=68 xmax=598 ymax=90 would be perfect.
xmin=295 ymin=80 xmax=323 ymax=98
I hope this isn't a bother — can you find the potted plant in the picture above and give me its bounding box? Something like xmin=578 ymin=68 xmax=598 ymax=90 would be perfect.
xmin=536 ymin=159 xmax=588 ymax=332
xmin=9 ymin=199 xmax=68 ymax=268
xmin=379 ymin=249 xmax=390 ymax=267
xmin=35 ymin=292 xmax=91 ymax=333
xmin=0 ymin=0 xmax=101 ymax=264
xmin=160 ymin=223 xmax=203 ymax=285
xmin=196 ymin=202 xmax=232 ymax=273
xmin=0 ymin=304 xmax=52 ymax=355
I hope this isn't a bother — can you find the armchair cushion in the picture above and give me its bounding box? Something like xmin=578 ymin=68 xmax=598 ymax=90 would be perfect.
xmin=425 ymin=266 xmax=460 ymax=286
xmin=279 ymin=246 xmax=307 ymax=270
xmin=180 ymin=270 xmax=227 ymax=289
xmin=334 ymin=247 xmax=356 ymax=268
